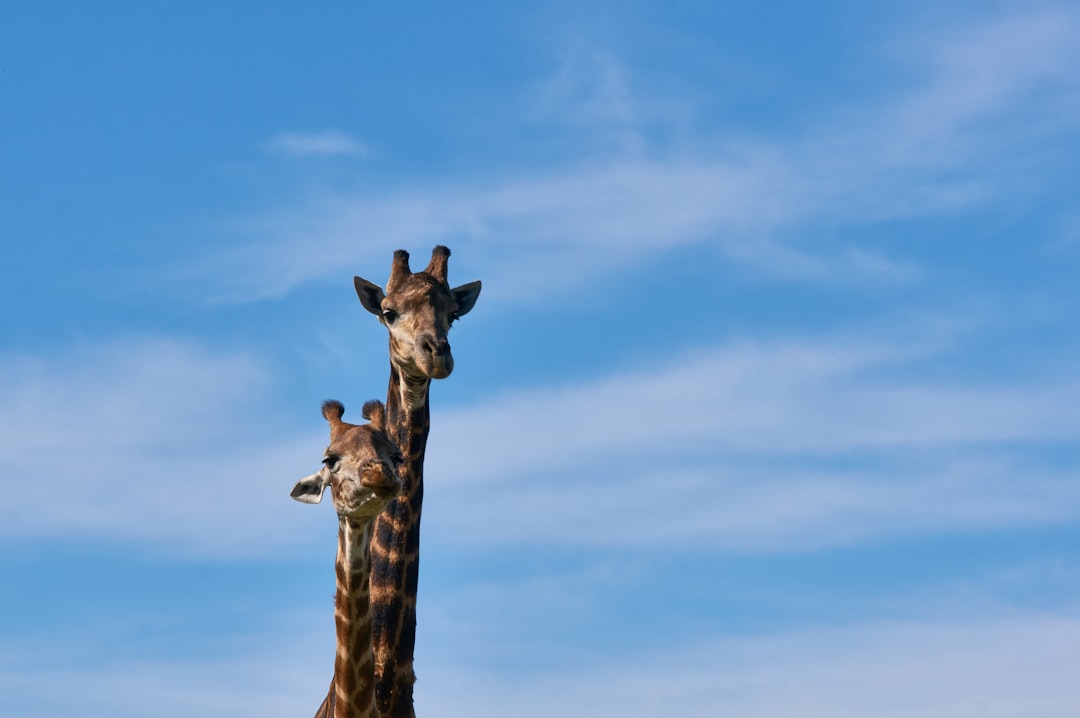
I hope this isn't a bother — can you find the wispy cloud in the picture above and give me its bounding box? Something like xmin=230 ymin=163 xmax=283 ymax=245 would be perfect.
xmin=430 ymin=336 xmax=1080 ymax=471
xmin=0 ymin=339 xmax=328 ymax=556
xmin=262 ymin=129 xmax=369 ymax=158
xmin=184 ymin=6 xmax=1080 ymax=304
xmin=887 ymin=6 xmax=1080 ymax=156
xmin=7 ymin=605 xmax=1079 ymax=717
xmin=527 ymin=46 xmax=648 ymax=155
xmin=0 ymin=610 xmax=332 ymax=718
xmin=6 ymin=329 xmax=1075 ymax=555
xmin=421 ymin=334 xmax=1080 ymax=551
xmin=419 ymin=611 xmax=1080 ymax=717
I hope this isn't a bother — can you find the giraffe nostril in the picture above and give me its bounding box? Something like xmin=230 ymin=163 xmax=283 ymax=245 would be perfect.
xmin=416 ymin=334 xmax=454 ymax=378
xmin=418 ymin=335 xmax=451 ymax=358
xmin=361 ymin=463 xmax=399 ymax=498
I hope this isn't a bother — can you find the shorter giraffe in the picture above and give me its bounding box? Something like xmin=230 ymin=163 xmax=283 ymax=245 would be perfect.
xmin=291 ymin=399 xmax=404 ymax=718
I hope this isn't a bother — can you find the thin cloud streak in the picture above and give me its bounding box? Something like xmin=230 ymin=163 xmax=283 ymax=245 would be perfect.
xmin=4 ymin=332 xmax=1076 ymax=555
xmin=427 ymin=459 xmax=1080 ymax=552
xmin=0 ymin=617 xmax=331 ymax=718
xmin=187 ymin=7 xmax=1080 ymax=303
xmin=422 ymin=336 xmax=1080 ymax=550
xmin=429 ymin=337 xmax=1080 ymax=477
xmin=0 ymin=339 xmax=328 ymax=556
xmin=5 ymin=331 xmax=1075 ymax=555
xmin=420 ymin=612 xmax=1080 ymax=717
xmin=263 ymin=129 xmax=369 ymax=158
xmin=6 ymin=611 xmax=1078 ymax=717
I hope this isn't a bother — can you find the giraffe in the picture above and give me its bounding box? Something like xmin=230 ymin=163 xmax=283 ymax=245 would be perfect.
xmin=291 ymin=399 xmax=404 ymax=718
xmin=352 ymin=246 xmax=481 ymax=718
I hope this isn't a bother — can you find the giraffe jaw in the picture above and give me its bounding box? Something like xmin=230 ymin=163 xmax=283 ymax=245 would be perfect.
xmin=339 ymin=465 xmax=400 ymax=517
xmin=396 ymin=348 xmax=453 ymax=381
xmin=341 ymin=488 xmax=395 ymax=518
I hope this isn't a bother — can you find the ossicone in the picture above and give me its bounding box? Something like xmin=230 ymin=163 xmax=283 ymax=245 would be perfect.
xmin=425 ymin=245 xmax=451 ymax=283
xmin=387 ymin=249 xmax=412 ymax=292
xmin=361 ymin=399 xmax=387 ymax=432
xmin=321 ymin=400 xmax=345 ymax=425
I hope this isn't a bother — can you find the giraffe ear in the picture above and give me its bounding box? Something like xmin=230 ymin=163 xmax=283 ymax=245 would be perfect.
xmin=354 ymin=276 xmax=386 ymax=317
xmin=290 ymin=471 xmax=329 ymax=504
xmin=451 ymin=280 xmax=482 ymax=318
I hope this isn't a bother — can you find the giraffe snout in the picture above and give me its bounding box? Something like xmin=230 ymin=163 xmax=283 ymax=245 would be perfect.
xmin=417 ymin=333 xmax=454 ymax=378
xmin=360 ymin=462 xmax=401 ymax=499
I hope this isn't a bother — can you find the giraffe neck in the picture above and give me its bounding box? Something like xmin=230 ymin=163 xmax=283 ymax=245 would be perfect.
xmin=369 ymin=363 xmax=430 ymax=718
xmin=326 ymin=515 xmax=379 ymax=718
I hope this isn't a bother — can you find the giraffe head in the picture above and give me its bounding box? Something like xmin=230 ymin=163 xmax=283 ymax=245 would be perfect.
xmin=354 ymin=246 xmax=481 ymax=380
xmin=290 ymin=399 xmax=403 ymax=519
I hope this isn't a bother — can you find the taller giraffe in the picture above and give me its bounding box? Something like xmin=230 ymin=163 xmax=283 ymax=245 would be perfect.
xmin=353 ymin=246 xmax=481 ymax=718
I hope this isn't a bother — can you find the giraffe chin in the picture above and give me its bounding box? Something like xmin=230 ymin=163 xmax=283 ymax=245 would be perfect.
xmin=342 ymin=490 xmax=393 ymax=518
xmin=411 ymin=356 xmax=453 ymax=380
xmin=427 ymin=363 xmax=453 ymax=380
xmin=363 ymin=482 xmax=399 ymax=502
xmin=397 ymin=355 xmax=453 ymax=381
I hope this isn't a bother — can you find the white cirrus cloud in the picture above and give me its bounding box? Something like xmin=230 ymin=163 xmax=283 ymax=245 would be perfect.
xmin=0 ymin=338 xmax=330 ymax=557
xmin=5 ymin=330 xmax=1077 ymax=556
xmin=183 ymin=6 xmax=1080 ymax=304
xmin=0 ymin=611 xmax=331 ymax=718
xmin=262 ymin=129 xmax=369 ymax=158
xmin=420 ymin=334 xmax=1080 ymax=551
xmin=416 ymin=611 xmax=1080 ymax=718
xmin=6 ymin=607 xmax=1079 ymax=717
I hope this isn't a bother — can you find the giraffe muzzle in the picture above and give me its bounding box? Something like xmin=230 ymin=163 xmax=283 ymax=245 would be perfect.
xmin=416 ymin=334 xmax=454 ymax=379
xmin=360 ymin=463 xmax=401 ymax=500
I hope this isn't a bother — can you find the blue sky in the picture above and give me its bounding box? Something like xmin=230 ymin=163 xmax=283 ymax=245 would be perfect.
xmin=3 ymin=1 xmax=1080 ymax=715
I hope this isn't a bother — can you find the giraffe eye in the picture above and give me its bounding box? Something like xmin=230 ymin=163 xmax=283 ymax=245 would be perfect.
xmin=322 ymin=455 xmax=341 ymax=472
xmin=382 ymin=308 xmax=398 ymax=324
